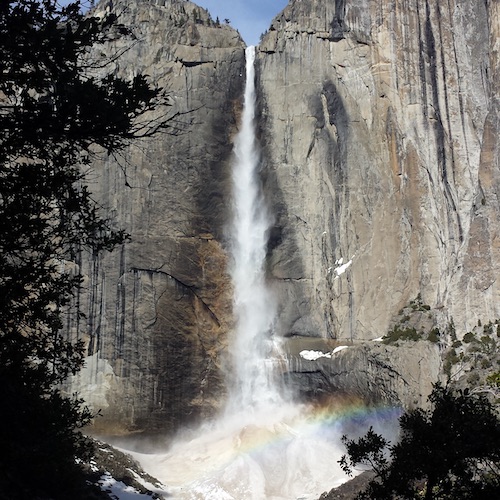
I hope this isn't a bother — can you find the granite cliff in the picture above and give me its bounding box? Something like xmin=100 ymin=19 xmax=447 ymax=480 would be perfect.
xmin=258 ymin=0 xmax=499 ymax=342
xmin=66 ymin=0 xmax=245 ymax=434
xmin=66 ymin=0 xmax=499 ymax=434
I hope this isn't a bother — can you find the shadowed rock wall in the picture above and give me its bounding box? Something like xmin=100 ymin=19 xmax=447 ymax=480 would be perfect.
xmin=66 ymin=0 xmax=245 ymax=435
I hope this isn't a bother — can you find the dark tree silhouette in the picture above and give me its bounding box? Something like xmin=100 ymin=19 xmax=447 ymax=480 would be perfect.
xmin=0 ymin=1 xmax=171 ymax=497
xmin=339 ymin=384 xmax=500 ymax=499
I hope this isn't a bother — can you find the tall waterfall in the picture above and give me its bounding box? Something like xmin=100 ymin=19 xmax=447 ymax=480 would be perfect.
xmin=227 ymin=45 xmax=283 ymax=413
xmin=129 ymin=47 xmax=396 ymax=500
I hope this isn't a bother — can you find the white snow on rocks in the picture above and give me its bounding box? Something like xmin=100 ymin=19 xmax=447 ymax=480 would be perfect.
xmin=299 ymin=346 xmax=349 ymax=360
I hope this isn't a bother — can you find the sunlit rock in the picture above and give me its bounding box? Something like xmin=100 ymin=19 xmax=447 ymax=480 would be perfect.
xmin=258 ymin=0 xmax=499 ymax=341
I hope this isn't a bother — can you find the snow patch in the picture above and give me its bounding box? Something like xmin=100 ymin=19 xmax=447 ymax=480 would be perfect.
xmin=128 ymin=469 xmax=169 ymax=497
xmin=332 ymin=345 xmax=349 ymax=354
xmin=300 ymin=350 xmax=332 ymax=360
xmin=299 ymin=346 xmax=349 ymax=360
xmin=99 ymin=472 xmax=154 ymax=499
xmin=333 ymin=255 xmax=355 ymax=278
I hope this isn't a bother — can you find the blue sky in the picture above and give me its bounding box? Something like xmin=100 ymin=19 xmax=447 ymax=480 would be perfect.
xmin=195 ymin=1 xmax=289 ymax=46
xmin=67 ymin=1 xmax=289 ymax=46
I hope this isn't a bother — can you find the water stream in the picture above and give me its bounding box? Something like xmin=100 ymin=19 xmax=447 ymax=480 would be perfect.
xmin=128 ymin=47 xmax=396 ymax=500
xmin=226 ymin=45 xmax=284 ymax=415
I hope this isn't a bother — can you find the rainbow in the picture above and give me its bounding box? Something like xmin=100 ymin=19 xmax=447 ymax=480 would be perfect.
xmin=133 ymin=398 xmax=403 ymax=499
xmin=232 ymin=397 xmax=403 ymax=458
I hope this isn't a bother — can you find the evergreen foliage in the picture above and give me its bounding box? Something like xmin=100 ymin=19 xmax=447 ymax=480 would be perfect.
xmin=0 ymin=1 xmax=170 ymax=497
xmin=340 ymin=385 xmax=500 ymax=499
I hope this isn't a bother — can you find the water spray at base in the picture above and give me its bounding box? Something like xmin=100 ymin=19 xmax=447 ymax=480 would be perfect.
xmin=131 ymin=399 xmax=400 ymax=499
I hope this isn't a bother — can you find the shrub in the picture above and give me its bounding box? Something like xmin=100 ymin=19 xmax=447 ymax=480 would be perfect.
xmin=463 ymin=332 xmax=476 ymax=343
xmin=481 ymin=358 xmax=493 ymax=369
xmin=427 ymin=328 xmax=440 ymax=343
xmin=444 ymin=349 xmax=459 ymax=376
xmin=383 ymin=326 xmax=421 ymax=344
xmin=486 ymin=371 xmax=500 ymax=387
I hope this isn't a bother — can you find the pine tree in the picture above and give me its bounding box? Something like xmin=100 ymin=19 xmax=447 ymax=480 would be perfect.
xmin=0 ymin=1 xmax=170 ymax=497
xmin=340 ymin=385 xmax=500 ymax=499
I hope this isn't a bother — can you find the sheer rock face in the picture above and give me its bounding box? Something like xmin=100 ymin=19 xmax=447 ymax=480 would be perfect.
xmin=66 ymin=0 xmax=500 ymax=434
xmin=66 ymin=0 xmax=245 ymax=435
xmin=257 ymin=0 xmax=499 ymax=341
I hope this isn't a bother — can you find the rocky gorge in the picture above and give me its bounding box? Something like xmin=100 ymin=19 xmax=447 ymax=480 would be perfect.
xmin=65 ymin=0 xmax=499 ymax=439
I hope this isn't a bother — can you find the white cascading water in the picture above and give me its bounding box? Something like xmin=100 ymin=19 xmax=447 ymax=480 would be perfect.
xmin=128 ymin=47 xmax=399 ymax=500
xmin=226 ymin=45 xmax=284 ymax=414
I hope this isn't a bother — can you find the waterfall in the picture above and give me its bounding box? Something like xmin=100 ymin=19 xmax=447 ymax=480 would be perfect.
xmin=227 ymin=45 xmax=283 ymax=414
xmin=127 ymin=46 xmax=397 ymax=500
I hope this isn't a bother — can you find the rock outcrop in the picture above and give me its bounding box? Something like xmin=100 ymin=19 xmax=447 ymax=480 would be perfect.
xmin=66 ymin=0 xmax=245 ymax=435
xmin=257 ymin=0 xmax=499 ymax=341
xmin=284 ymin=337 xmax=441 ymax=409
